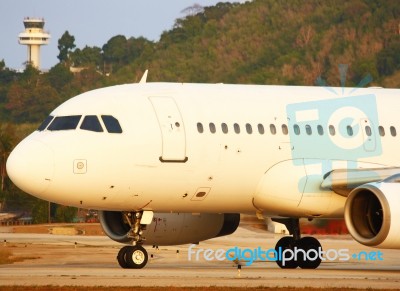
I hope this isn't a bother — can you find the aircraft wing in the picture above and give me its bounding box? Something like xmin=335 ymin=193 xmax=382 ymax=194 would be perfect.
xmin=321 ymin=167 xmax=400 ymax=196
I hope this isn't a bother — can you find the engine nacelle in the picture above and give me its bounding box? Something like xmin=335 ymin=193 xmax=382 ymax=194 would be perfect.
xmin=99 ymin=211 xmax=240 ymax=246
xmin=344 ymin=180 xmax=400 ymax=248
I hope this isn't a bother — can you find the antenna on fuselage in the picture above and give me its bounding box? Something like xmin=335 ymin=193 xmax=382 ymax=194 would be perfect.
xmin=139 ymin=70 xmax=148 ymax=84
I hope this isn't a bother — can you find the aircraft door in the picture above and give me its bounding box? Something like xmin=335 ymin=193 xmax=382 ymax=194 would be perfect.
xmin=149 ymin=97 xmax=187 ymax=162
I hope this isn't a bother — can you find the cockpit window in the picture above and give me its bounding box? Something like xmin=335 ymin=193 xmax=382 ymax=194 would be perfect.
xmin=47 ymin=115 xmax=82 ymax=131
xmin=101 ymin=115 xmax=122 ymax=133
xmin=80 ymin=115 xmax=103 ymax=132
xmin=37 ymin=115 xmax=54 ymax=131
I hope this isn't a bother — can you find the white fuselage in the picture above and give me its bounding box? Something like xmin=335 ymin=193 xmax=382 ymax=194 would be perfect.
xmin=6 ymin=83 xmax=400 ymax=218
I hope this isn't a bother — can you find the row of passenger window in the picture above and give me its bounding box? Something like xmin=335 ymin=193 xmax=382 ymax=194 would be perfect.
xmin=197 ymin=122 xmax=398 ymax=137
xmin=37 ymin=115 xmax=123 ymax=133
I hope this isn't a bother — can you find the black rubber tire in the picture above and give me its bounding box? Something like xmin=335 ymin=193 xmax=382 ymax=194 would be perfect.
xmin=117 ymin=246 xmax=131 ymax=269
xmin=275 ymin=236 xmax=298 ymax=269
xmin=297 ymin=236 xmax=322 ymax=269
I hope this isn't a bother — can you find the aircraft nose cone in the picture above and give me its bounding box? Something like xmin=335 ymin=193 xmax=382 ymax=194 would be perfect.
xmin=6 ymin=139 xmax=54 ymax=196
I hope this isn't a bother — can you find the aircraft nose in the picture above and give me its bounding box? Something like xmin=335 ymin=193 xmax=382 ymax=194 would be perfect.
xmin=6 ymin=139 xmax=54 ymax=196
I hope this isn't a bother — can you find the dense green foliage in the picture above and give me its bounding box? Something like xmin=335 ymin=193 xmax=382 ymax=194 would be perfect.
xmin=0 ymin=0 xmax=399 ymax=221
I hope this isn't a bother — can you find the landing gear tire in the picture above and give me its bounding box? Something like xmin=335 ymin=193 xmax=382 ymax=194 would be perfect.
xmin=117 ymin=245 xmax=148 ymax=269
xmin=275 ymin=236 xmax=298 ymax=269
xmin=272 ymin=218 xmax=323 ymax=269
xmin=125 ymin=245 xmax=148 ymax=269
xmin=117 ymin=246 xmax=131 ymax=269
xmin=297 ymin=236 xmax=322 ymax=269
xmin=274 ymin=236 xmax=322 ymax=269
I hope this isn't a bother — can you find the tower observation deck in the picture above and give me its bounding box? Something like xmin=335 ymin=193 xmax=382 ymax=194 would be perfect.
xmin=18 ymin=17 xmax=50 ymax=69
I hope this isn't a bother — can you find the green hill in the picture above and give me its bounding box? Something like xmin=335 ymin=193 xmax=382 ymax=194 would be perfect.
xmin=114 ymin=0 xmax=400 ymax=87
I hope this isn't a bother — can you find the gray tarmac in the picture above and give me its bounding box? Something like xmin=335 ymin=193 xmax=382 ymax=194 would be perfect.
xmin=0 ymin=226 xmax=399 ymax=289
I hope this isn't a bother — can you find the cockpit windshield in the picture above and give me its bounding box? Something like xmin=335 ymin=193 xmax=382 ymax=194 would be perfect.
xmin=101 ymin=115 xmax=123 ymax=133
xmin=37 ymin=115 xmax=54 ymax=131
xmin=37 ymin=114 xmax=123 ymax=134
xmin=48 ymin=115 xmax=82 ymax=131
xmin=80 ymin=115 xmax=103 ymax=132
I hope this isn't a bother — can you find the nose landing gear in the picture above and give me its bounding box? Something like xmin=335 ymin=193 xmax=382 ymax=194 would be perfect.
xmin=116 ymin=211 xmax=152 ymax=269
xmin=117 ymin=245 xmax=149 ymax=269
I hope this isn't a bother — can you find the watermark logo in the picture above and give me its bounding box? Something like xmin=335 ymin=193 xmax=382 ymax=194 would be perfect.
xmin=286 ymin=94 xmax=381 ymax=163
xmin=187 ymin=244 xmax=384 ymax=266
xmin=285 ymin=65 xmax=382 ymax=192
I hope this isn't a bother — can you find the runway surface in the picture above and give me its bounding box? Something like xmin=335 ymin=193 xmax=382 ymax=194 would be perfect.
xmin=0 ymin=225 xmax=399 ymax=289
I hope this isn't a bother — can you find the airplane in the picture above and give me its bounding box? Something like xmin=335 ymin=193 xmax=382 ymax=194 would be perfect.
xmin=6 ymin=73 xmax=400 ymax=269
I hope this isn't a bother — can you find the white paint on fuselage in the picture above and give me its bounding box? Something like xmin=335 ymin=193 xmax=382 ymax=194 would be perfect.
xmin=6 ymin=83 xmax=400 ymax=218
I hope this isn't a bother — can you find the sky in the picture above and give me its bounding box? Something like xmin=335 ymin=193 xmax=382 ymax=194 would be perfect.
xmin=0 ymin=1 xmax=242 ymax=70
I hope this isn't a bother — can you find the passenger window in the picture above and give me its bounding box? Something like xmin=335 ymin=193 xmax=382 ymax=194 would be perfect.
xmin=317 ymin=125 xmax=324 ymax=135
xmin=246 ymin=123 xmax=252 ymax=134
xmin=329 ymin=125 xmax=336 ymax=136
xmin=48 ymin=115 xmax=81 ymax=131
xmin=197 ymin=123 xmax=204 ymax=133
xmin=293 ymin=124 xmax=300 ymax=135
xmin=221 ymin=123 xmax=228 ymax=134
xmin=347 ymin=125 xmax=353 ymax=136
xmin=305 ymin=124 xmax=312 ymax=135
xmin=234 ymin=123 xmax=240 ymax=134
xmin=365 ymin=126 xmax=372 ymax=137
xmin=258 ymin=124 xmax=265 ymax=134
xmin=270 ymin=124 xmax=276 ymax=135
xmin=80 ymin=115 xmax=103 ymax=132
xmin=378 ymin=126 xmax=385 ymax=137
xmin=101 ymin=115 xmax=123 ymax=133
xmin=209 ymin=123 xmax=216 ymax=134
xmin=390 ymin=126 xmax=397 ymax=137
xmin=281 ymin=124 xmax=288 ymax=135
xmin=37 ymin=115 xmax=54 ymax=131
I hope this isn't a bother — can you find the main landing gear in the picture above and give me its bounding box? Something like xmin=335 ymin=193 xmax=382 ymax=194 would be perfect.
xmin=272 ymin=218 xmax=322 ymax=269
xmin=117 ymin=211 xmax=151 ymax=269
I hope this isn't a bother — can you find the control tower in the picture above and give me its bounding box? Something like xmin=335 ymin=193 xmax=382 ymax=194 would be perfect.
xmin=18 ymin=18 xmax=50 ymax=69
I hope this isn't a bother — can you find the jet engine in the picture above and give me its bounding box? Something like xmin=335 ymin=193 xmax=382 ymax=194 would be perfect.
xmin=344 ymin=178 xmax=400 ymax=249
xmin=99 ymin=211 xmax=240 ymax=245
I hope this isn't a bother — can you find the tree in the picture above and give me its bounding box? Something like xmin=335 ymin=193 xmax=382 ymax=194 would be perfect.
xmin=0 ymin=60 xmax=16 ymax=110
xmin=102 ymin=35 xmax=128 ymax=73
xmin=376 ymin=39 xmax=400 ymax=76
xmin=47 ymin=63 xmax=74 ymax=91
xmin=0 ymin=66 xmax=16 ymax=88
xmin=181 ymin=3 xmax=204 ymax=16
xmin=32 ymin=200 xmax=49 ymax=224
xmin=57 ymin=31 xmax=76 ymax=64
xmin=21 ymin=64 xmax=40 ymax=84
xmin=6 ymin=81 xmax=61 ymax=123
xmin=54 ymin=205 xmax=77 ymax=222
xmin=5 ymin=83 xmax=27 ymax=120
xmin=126 ymin=37 xmax=153 ymax=63
xmin=0 ymin=124 xmax=15 ymax=192
xmin=70 ymin=46 xmax=102 ymax=68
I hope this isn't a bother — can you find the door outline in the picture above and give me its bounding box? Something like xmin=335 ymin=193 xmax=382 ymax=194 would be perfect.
xmin=360 ymin=118 xmax=376 ymax=152
xmin=149 ymin=97 xmax=188 ymax=163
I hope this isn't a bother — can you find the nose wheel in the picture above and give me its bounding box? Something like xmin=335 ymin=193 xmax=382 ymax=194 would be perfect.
xmin=116 ymin=211 xmax=152 ymax=269
xmin=117 ymin=245 xmax=149 ymax=269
